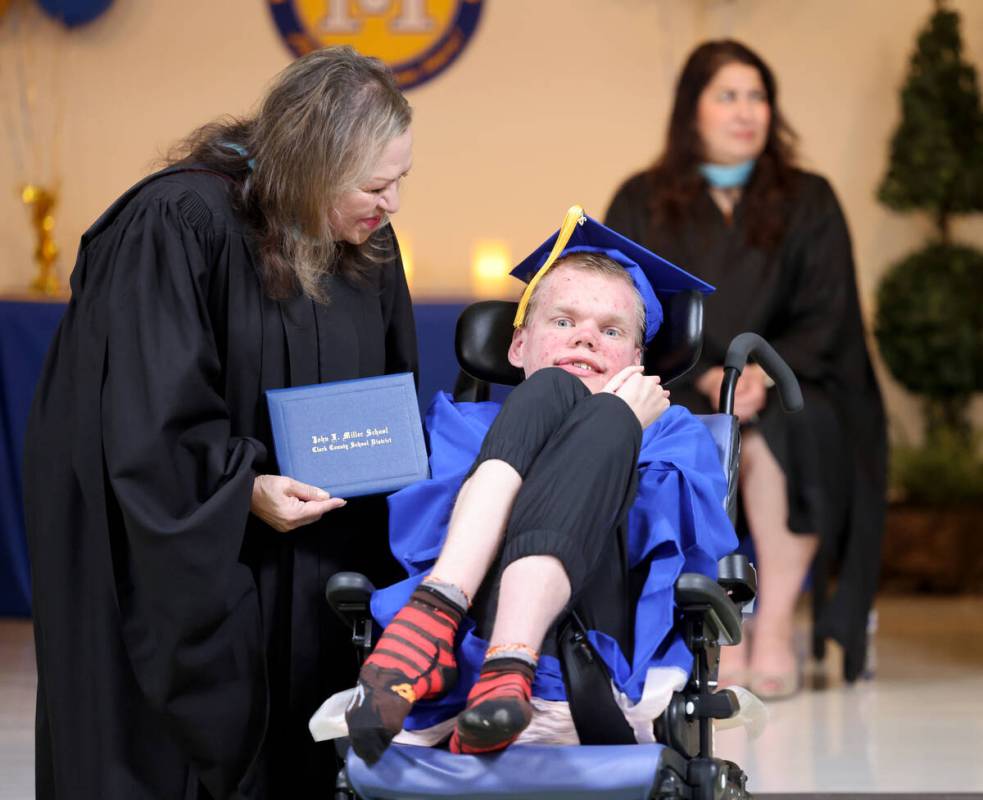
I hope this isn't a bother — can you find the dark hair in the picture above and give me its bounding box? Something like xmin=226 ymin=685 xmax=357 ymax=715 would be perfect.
xmin=648 ymin=39 xmax=798 ymax=250
xmin=167 ymin=46 xmax=412 ymax=301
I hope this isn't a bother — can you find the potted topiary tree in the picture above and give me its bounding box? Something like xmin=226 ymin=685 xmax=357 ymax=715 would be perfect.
xmin=875 ymin=0 xmax=983 ymax=592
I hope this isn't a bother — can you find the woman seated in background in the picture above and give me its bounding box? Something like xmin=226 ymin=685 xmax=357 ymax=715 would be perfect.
xmin=605 ymin=39 xmax=887 ymax=697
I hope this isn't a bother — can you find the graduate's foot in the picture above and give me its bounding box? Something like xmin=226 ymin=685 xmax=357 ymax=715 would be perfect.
xmin=450 ymin=656 xmax=536 ymax=755
xmin=346 ymin=581 xmax=466 ymax=764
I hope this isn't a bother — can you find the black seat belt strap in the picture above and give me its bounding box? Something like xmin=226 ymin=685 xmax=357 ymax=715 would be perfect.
xmin=559 ymin=611 xmax=637 ymax=745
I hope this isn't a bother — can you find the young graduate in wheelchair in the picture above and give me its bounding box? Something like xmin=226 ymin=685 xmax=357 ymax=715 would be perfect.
xmin=321 ymin=207 xmax=801 ymax=800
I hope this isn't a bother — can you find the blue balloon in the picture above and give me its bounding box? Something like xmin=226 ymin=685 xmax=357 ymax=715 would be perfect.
xmin=37 ymin=0 xmax=113 ymax=28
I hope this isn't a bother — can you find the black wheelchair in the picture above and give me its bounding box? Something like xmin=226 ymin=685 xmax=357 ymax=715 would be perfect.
xmin=325 ymin=290 xmax=802 ymax=800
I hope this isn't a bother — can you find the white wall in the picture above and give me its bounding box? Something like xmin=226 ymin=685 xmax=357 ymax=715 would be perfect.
xmin=2 ymin=0 xmax=981 ymax=443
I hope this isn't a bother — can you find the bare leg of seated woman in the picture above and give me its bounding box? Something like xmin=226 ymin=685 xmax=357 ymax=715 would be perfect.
xmin=739 ymin=429 xmax=818 ymax=699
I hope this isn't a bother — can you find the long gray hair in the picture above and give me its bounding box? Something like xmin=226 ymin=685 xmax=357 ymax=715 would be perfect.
xmin=168 ymin=46 xmax=412 ymax=301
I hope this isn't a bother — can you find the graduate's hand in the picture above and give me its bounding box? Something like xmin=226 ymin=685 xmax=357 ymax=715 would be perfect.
xmin=603 ymin=365 xmax=670 ymax=429
xmin=250 ymin=474 xmax=346 ymax=532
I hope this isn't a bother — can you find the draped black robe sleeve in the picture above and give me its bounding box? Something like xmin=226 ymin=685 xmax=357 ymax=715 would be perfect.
xmin=605 ymin=169 xmax=887 ymax=682
xmin=24 ymin=167 xmax=417 ymax=799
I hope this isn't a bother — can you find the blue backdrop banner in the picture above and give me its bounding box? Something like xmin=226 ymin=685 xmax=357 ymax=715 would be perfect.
xmin=0 ymin=299 xmax=492 ymax=616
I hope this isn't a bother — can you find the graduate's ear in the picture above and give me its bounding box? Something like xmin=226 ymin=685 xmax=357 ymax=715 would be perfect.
xmin=633 ymin=346 xmax=642 ymax=367
xmin=507 ymin=326 xmax=526 ymax=370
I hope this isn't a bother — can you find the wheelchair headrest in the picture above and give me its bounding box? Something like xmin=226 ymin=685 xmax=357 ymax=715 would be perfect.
xmin=455 ymin=302 xmax=525 ymax=386
xmin=455 ymin=291 xmax=704 ymax=387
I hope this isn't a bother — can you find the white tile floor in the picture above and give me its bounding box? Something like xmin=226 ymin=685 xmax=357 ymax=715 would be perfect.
xmin=0 ymin=619 xmax=35 ymax=800
xmin=3 ymin=595 xmax=982 ymax=798
xmin=716 ymin=595 xmax=983 ymax=794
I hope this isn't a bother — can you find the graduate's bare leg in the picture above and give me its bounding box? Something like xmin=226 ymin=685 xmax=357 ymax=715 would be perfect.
xmin=344 ymin=460 xmax=521 ymax=763
xmin=433 ymin=368 xmax=591 ymax=596
xmin=740 ymin=429 xmax=818 ymax=698
xmin=428 ymin=460 xmax=523 ymax=597
xmin=346 ymin=369 xmax=586 ymax=763
xmin=452 ymin=390 xmax=641 ymax=754
xmin=447 ymin=555 xmax=571 ymax=755
xmin=490 ymin=555 xmax=571 ymax=646
xmin=421 ymin=472 xmax=574 ymax=648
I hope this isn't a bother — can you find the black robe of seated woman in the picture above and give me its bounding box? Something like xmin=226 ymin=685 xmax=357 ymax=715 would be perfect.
xmin=606 ymin=169 xmax=887 ymax=682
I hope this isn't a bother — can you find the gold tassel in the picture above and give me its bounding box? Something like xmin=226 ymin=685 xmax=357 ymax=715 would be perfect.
xmin=513 ymin=205 xmax=586 ymax=329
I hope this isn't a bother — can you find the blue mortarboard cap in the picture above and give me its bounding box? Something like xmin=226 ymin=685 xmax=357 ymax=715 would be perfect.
xmin=511 ymin=206 xmax=714 ymax=343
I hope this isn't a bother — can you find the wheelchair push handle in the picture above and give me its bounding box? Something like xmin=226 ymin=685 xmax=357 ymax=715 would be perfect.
xmin=719 ymin=332 xmax=803 ymax=415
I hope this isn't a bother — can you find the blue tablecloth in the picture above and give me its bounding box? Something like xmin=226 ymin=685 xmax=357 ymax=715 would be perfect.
xmin=0 ymin=300 xmax=67 ymax=616
xmin=0 ymin=299 xmax=494 ymax=616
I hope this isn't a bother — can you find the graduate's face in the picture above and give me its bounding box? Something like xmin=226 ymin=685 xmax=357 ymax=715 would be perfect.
xmin=696 ymin=62 xmax=770 ymax=165
xmin=508 ymin=264 xmax=642 ymax=394
xmin=330 ymin=129 xmax=413 ymax=245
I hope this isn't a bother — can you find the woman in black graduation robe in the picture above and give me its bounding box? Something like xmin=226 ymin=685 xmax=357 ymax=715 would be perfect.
xmin=24 ymin=49 xmax=416 ymax=800
xmin=605 ymin=40 xmax=887 ymax=687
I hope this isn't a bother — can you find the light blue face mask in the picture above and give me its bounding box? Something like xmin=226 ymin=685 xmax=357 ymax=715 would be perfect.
xmin=221 ymin=141 xmax=256 ymax=171
xmin=698 ymin=159 xmax=755 ymax=189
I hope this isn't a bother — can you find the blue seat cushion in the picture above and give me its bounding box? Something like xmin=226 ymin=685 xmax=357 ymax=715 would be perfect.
xmin=347 ymin=743 xmax=666 ymax=800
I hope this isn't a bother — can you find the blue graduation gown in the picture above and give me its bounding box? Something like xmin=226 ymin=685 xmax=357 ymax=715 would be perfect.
xmin=373 ymin=392 xmax=737 ymax=731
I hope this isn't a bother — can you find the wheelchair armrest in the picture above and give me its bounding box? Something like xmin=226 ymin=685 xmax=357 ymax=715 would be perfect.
xmin=325 ymin=572 xmax=375 ymax=628
xmin=326 ymin=572 xmax=376 ymax=656
xmin=675 ymin=573 xmax=742 ymax=646
xmin=717 ymin=554 xmax=757 ymax=610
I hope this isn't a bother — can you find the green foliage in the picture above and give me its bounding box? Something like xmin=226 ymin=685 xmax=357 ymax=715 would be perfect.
xmin=877 ymin=5 xmax=983 ymax=225
xmin=875 ymin=242 xmax=983 ymax=402
xmin=875 ymin=4 xmax=983 ymax=500
xmin=891 ymin=429 xmax=983 ymax=505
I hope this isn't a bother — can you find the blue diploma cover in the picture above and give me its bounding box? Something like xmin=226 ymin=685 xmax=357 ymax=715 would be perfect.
xmin=265 ymin=373 xmax=428 ymax=497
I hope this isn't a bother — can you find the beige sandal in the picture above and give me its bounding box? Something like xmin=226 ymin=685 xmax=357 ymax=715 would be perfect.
xmin=749 ymin=669 xmax=801 ymax=701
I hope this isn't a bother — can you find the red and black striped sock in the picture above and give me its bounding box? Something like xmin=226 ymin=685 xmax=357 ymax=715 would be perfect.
xmin=346 ymin=582 xmax=465 ymax=764
xmin=450 ymin=656 xmax=536 ymax=755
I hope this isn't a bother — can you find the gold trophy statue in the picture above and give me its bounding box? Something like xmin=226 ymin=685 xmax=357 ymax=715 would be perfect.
xmin=21 ymin=183 xmax=60 ymax=295
xmin=3 ymin=0 xmax=75 ymax=298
